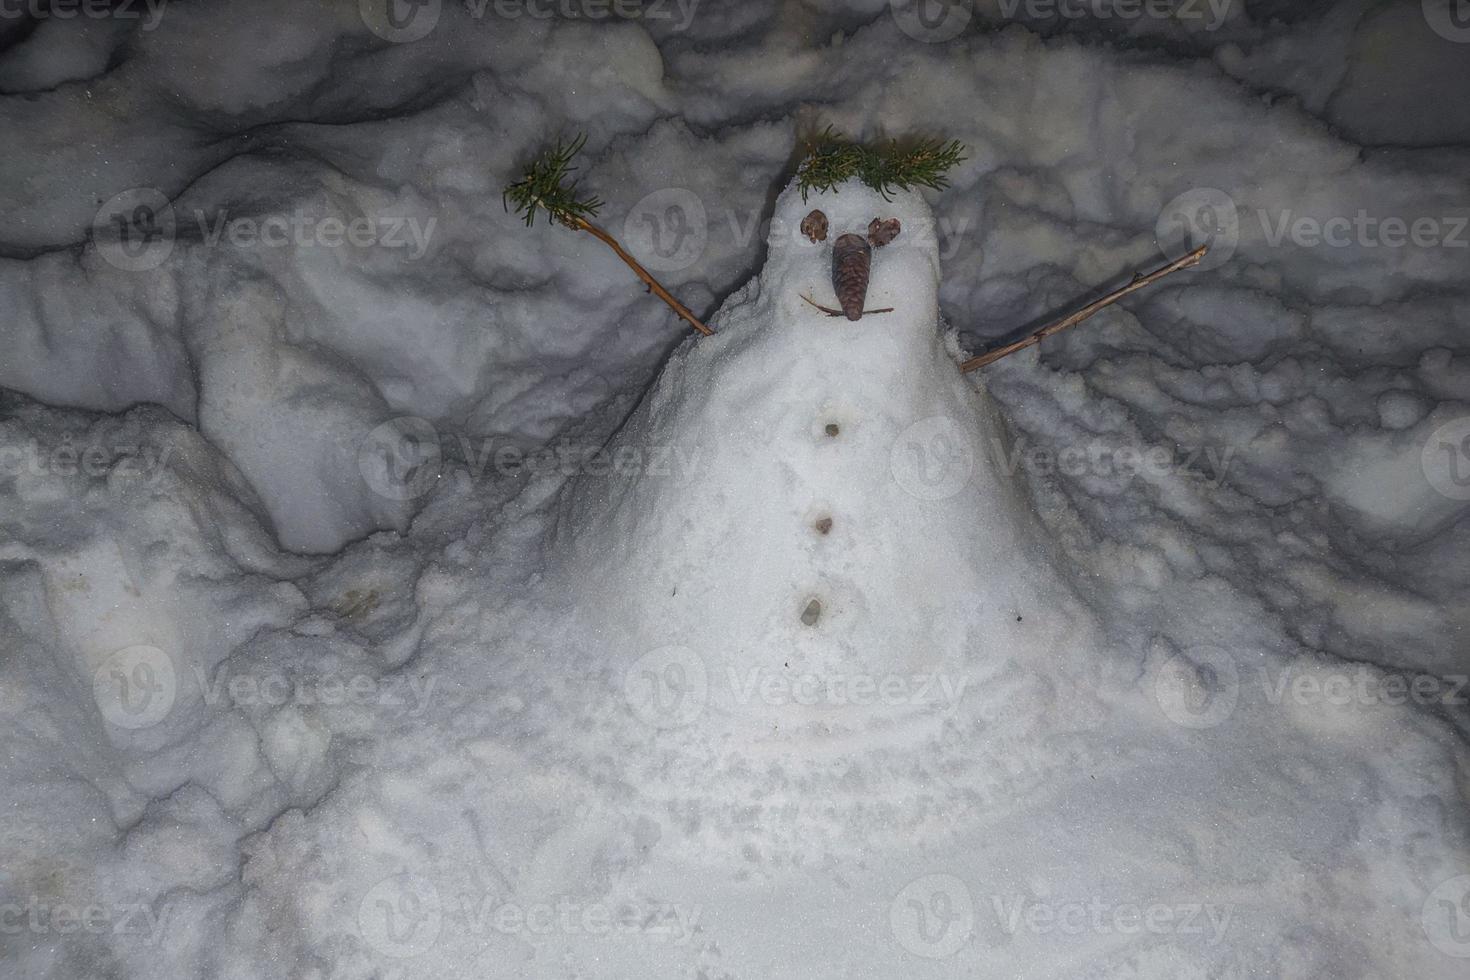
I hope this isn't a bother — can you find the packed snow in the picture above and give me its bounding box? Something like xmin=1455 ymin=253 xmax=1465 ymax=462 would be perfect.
xmin=1 ymin=2 xmax=1468 ymax=979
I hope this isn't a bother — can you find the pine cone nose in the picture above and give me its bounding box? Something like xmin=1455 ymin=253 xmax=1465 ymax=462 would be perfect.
xmin=831 ymin=233 xmax=872 ymax=322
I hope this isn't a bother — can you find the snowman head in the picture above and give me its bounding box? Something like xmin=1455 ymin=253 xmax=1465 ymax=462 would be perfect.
xmin=772 ymin=179 xmax=942 ymax=328
xmin=799 ymin=210 xmax=903 ymax=321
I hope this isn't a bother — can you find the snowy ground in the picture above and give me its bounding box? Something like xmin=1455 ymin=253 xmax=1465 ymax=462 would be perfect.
xmin=2 ymin=1 xmax=1469 ymax=978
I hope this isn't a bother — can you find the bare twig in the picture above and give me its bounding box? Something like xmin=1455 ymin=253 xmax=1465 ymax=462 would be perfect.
xmin=569 ymin=217 xmax=713 ymax=337
xmin=958 ymin=243 xmax=1209 ymax=373
xmin=799 ymin=294 xmax=894 ymax=318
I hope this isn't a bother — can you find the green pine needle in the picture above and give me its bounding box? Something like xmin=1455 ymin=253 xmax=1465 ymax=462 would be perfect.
xmin=502 ymin=133 xmax=604 ymax=228
xmin=797 ymin=127 xmax=966 ymax=202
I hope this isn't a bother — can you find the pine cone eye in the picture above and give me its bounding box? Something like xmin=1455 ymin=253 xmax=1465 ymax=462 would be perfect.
xmin=801 ymin=209 xmax=828 ymax=243
xmin=867 ymin=217 xmax=901 ymax=247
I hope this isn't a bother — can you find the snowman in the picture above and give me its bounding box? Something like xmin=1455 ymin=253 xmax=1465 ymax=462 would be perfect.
xmin=546 ymin=177 xmax=1093 ymax=750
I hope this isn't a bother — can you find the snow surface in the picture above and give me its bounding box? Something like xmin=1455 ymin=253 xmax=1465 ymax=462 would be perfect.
xmin=2 ymin=2 xmax=1469 ymax=978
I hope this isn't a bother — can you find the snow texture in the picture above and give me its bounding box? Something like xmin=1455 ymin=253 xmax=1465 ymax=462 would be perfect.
xmin=1 ymin=2 xmax=1468 ymax=979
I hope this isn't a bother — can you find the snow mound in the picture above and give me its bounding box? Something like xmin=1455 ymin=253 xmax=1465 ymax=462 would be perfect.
xmin=0 ymin=395 xmax=314 ymax=978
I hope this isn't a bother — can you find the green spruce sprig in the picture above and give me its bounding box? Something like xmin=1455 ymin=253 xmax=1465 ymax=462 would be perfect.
xmin=501 ymin=134 xmax=712 ymax=336
xmin=797 ymin=128 xmax=967 ymax=202
xmin=502 ymin=133 xmax=604 ymax=228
